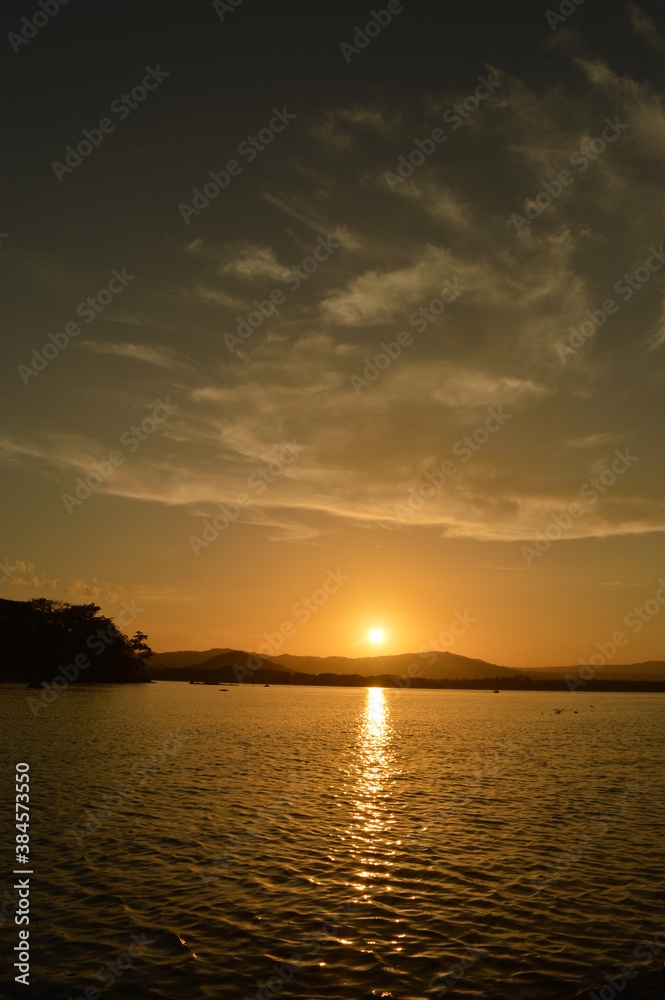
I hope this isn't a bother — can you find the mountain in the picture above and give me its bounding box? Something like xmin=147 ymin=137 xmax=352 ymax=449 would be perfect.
xmin=148 ymin=648 xmax=231 ymax=669
xmin=148 ymin=648 xmax=519 ymax=680
xmin=194 ymin=650 xmax=289 ymax=673
xmin=147 ymin=648 xmax=289 ymax=682
xmin=526 ymin=661 xmax=665 ymax=681
xmin=272 ymin=651 xmax=521 ymax=680
xmin=147 ymin=647 xmax=665 ymax=684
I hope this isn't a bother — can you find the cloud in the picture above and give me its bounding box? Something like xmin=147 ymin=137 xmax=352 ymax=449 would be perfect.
xmin=96 ymin=312 xmax=165 ymax=330
xmin=78 ymin=341 xmax=186 ymax=369
xmin=2 ymin=559 xmax=59 ymax=591
xmin=628 ymin=3 xmax=665 ymax=51
xmin=320 ymin=244 xmax=475 ymax=326
xmin=646 ymin=298 xmax=665 ymax=351
xmin=7 ymin=39 xmax=665 ymax=550
xmin=562 ymin=432 xmax=628 ymax=449
xmin=312 ymin=104 xmax=403 ymax=148
xmin=194 ymin=286 xmax=246 ymax=310
xmin=187 ymin=239 xmax=285 ymax=283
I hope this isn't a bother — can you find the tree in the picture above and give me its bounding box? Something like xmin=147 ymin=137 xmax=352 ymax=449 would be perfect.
xmin=0 ymin=598 xmax=151 ymax=684
xmin=129 ymin=631 xmax=152 ymax=666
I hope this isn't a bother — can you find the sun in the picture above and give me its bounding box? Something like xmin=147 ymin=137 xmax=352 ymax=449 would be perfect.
xmin=369 ymin=627 xmax=385 ymax=645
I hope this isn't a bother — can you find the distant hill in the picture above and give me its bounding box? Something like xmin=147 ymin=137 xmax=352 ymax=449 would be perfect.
xmin=147 ymin=648 xmax=288 ymax=682
xmin=147 ymin=647 xmax=665 ymax=685
xmin=526 ymin=661 xmax=665 ymax=681
xmin=272 ymin=651 xmax=522 ymax=680
xmin=148 ymin=648 xmax=231 ymax=670
xmin=194 ymin=650 xmax=289 ymax=673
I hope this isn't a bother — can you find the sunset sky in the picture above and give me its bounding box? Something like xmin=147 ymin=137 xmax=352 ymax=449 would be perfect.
xmin=2 ymin=0 xmax=665 ymax=666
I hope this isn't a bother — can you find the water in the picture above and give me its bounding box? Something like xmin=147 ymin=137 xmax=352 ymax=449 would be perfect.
xmin=1 ymin=683 xmax=664 ymax=999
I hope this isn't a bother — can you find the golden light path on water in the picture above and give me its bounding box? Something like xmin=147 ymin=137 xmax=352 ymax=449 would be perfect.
xmin=345 ymin=688 xmax=402 ymax=932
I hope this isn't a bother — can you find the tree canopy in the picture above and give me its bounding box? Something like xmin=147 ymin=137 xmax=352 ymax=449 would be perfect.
xmin=0 ymin=598 xmax=151 ymax=684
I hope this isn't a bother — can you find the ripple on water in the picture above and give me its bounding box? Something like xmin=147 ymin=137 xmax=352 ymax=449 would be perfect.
xmin=1 ymin=685 xmax=664 ymax=999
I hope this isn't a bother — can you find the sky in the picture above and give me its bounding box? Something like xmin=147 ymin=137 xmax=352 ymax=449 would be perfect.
xmin=1 ymin=0 xmax=665 ymax=667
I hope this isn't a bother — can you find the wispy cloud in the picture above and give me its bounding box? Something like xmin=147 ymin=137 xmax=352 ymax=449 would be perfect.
xmin=78 ymin=341 xmax=187 ymax=369
xmin=629 ymin=3 xmax=665 ymax=51
xmin=187 ymin=239 xmax=285 ymax=283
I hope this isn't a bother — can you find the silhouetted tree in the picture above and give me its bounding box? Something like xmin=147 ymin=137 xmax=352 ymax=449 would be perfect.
xmin=0 ymin=598 xmax=150 ymax=684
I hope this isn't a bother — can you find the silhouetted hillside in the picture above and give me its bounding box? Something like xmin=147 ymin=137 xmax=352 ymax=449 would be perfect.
xmin=148 ymin=648 xmax=231 ymax=670
xmin=146 ymin=645 xmax=665 ymax=686
xmin=273 ymin=650 xmax=521 ymax=680
xmin=529 ymin=660 xmax=665 ymax=681
xmin=0 ymin=598 xmax=151 ymax=684
xmin=148 ymin=649 xmax=288 ymax=682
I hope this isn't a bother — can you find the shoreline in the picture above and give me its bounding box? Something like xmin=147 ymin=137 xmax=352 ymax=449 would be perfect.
xmin=5 ymin=677 xmax=665 ymax=693
xmin=145 ymin=670 xmax=665 ymax=692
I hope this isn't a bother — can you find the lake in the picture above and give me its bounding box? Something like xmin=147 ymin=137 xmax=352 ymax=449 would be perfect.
xmin=1 ymin=683 xmax=664 ymax=998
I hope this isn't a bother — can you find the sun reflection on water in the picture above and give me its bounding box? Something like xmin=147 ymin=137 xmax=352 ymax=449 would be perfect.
xmin=359 ymin=687 xmax=393 ymax=809
xmin=344 ymin=687 xmax=399 ymax=902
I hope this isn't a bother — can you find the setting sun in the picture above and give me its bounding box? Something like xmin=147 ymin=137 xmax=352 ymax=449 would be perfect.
xmin=369 ymin=628 xmax=385 ymax=645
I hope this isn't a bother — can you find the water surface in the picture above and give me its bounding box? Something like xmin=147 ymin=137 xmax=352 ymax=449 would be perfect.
xmin=1 ymin=683 xmax=664 ymax=998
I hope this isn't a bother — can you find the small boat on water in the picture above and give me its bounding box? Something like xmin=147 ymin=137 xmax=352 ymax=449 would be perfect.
xmin=264 ymin=683 xmax=270 ymax=687
xmin=493 ymin=689 xmax=500 ymax=693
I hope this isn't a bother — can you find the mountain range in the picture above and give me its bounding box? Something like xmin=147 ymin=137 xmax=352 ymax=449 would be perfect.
xmin=147 ymin=648 xmax=665 ymax=683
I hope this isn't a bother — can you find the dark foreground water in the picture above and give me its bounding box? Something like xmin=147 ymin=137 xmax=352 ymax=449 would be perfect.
xmin=1 ymin=683 xmax=664 ymax=999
